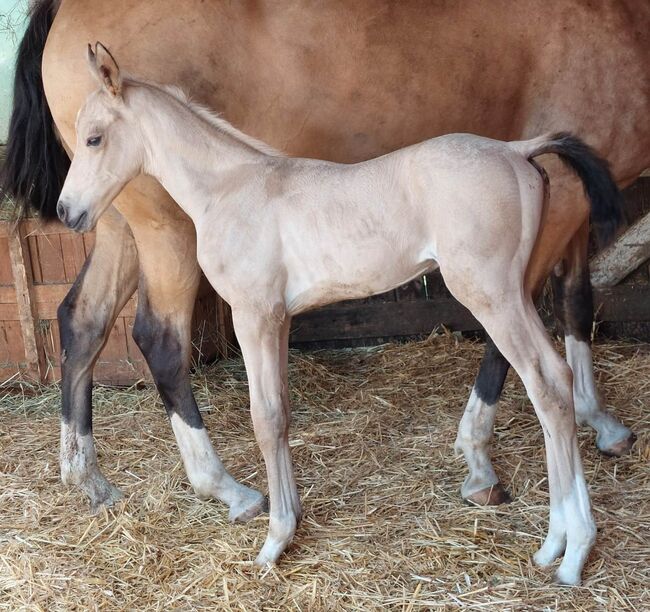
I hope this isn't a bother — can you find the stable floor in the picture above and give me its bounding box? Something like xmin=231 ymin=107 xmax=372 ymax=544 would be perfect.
xmin=1 ymin=335 xmax=648 ymax=610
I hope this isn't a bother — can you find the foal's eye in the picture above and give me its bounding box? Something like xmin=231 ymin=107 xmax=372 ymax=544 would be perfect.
xmin=86 ymin=135 xmax=102 ymax=147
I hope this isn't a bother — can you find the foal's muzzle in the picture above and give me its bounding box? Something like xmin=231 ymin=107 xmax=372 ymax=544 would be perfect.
xmin=57 ymin=200 xmax=89 ymax=232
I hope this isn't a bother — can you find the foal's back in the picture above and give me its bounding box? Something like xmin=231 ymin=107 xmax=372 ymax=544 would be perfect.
xmin=208 ymin=134 xmax=544 ymax=315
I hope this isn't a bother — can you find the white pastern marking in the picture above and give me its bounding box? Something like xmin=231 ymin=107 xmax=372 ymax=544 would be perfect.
xmin=455 ymin=388 xmax=500 ymax=498
xmin=565 ymin=335 xmax=631 ymax=449
xmin=169 ymin=413 xmax=230 ymax=500
xmin=60 ymin=421 xmax=97 ymax=484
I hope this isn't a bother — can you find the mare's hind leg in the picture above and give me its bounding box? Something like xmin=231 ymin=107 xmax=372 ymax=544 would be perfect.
xmin=130 ymin=207 xmax=265 ymax=522
xmin=445 ymin=270 xmax=596 ymax=584
xmin=59 ymin=207 xmax=138 ymax=511
xmin=552 ymin=220 xmax=635 ymax=456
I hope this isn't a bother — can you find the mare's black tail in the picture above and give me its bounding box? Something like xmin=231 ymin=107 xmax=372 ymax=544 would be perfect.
xmin=1 ymin=0 xmax=69 ymax=220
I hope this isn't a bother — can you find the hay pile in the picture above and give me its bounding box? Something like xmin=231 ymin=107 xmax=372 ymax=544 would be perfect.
xmin=1 ymin=335 xmax=648 ymax=610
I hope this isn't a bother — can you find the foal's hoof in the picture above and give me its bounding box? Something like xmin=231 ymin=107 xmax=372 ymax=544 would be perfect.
xmin=553 ymin=567 xmax=582 ymax=587
xmin=599 ymin=432 xmax=637 ymax=458
xmin=228 ymin=490 xmax=268 ymax=523
xmin=464 ymin=483 xmax=512 ymax=506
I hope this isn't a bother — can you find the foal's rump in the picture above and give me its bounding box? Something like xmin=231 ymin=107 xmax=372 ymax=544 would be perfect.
xmin=411 ymin=131 xmax=621 ymax=307
xmin=507 ymin=132 xmax=623 ymax=247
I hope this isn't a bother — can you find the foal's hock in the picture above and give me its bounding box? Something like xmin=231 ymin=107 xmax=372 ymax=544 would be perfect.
xmin=57 ymin=43 xmax=622 ymax=584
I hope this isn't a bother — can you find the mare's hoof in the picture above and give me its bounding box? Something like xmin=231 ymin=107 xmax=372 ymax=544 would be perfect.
xmin=87 ymin=482 xmax=124 ymax=514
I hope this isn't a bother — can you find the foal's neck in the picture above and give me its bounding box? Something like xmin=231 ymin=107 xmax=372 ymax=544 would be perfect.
xmin=134 ymin=83 xmax=270 ymax=220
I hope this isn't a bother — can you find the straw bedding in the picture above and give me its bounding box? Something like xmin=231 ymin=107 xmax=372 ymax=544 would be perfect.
xmin=0 ymin=334 xmax=648 ymax=610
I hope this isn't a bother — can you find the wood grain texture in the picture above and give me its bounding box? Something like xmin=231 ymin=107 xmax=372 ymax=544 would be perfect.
xmin=590 ymin=212 xmax=650 ymax=287
xmin=7 ymin=225 xmax=43 ymax=380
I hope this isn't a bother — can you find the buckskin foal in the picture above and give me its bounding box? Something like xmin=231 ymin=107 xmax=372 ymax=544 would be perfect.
xmin=56 ymin=44 xmax=625 ymax=585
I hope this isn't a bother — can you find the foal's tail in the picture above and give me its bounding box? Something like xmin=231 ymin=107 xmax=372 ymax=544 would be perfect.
xmin=0 ymin=0 xmax=69 ymax=220
xmin=510 ymin=132 xmax=624 ymax=247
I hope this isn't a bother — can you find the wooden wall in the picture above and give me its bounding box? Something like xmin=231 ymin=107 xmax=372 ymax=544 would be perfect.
xmin=0 ymin=220 xmax=223 ymax=386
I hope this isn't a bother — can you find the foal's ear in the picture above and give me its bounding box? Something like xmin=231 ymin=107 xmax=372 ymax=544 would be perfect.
xmin=87 ymin=42 xmax=122 ymax=98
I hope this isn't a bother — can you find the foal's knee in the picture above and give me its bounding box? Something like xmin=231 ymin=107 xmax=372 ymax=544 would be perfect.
xmin=527 ymin=356 xmax=575 ymax=415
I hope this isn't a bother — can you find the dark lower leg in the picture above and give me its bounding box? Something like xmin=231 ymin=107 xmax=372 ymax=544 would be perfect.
xmin=59 ymin=208 xmax=139 ymax=511
xmin=132 ymin=281 xmax=266 ymax=522
xmin=454 ymin=337 xmax=511 ymax=504
xmin=552 ymin=222 xmax=635 ymax=455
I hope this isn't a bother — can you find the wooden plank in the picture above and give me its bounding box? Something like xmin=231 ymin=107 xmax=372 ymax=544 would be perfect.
xmin=290 ymin=297 xmax=480 ymax=344
xmin=82 ymin=232 xmax=96 ymax=257
xmin=26 ymin=234 xmax=43 ymax=284
xmin=23 ymin=218 xmax=67 ymax=236
xmin=1 ymin=284 xmax=137 ymax=318
xmin=0 ymin=237 xmax=14 ymax=285
xmin=60 ymin=232 xmax=87 ymax=281
xmin=216 ymin=294 xmax=235 ymax=357
xmin=99 ymin=317 xmax=130 ymax=363
xmin=0 ymin=303 xmax=19 ymax=320
xmin=0 ymin=285 xmax=16 ymax=303
xmin=36 ymin=233 xmax=67 ymax=283
xmin=7 ymin=225 xmax=43 ymax=380
xmin=39 ymin=319 xmax=61 ymax=382
xmin=590 ymin=212 xmax=650 ymax=287
xmin=289 ymin=285 xmax=650 ymax=346
xmin=593 ymin=285 xmax=650 ymax=323
xmin=0 ymin=320 xmax=25 ymax=365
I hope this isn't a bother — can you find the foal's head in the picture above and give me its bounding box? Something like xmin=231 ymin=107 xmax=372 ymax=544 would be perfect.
xmin=57 ymin=43 xmax=142 ymax=231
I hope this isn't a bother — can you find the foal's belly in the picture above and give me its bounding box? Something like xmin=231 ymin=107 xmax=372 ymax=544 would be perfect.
xmin=284 ymin=253 xmax=438 ymax=315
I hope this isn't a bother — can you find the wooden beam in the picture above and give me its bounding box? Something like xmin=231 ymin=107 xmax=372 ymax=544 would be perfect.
xmin=290 ymin=297 xmax=480 ymax=344
xmin=593 ymin=285 xmax=650 ymax=323
xmin=289 ymin=285 xmax=650 ymax=347
xmin=7 ymin=222 xmax=44 ymax=381
xmin=590 ymin=212 xmax=650 ymax=287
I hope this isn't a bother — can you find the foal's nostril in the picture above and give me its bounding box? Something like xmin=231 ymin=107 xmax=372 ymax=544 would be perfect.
xmin=72 ymin=211 xmax=88 ymax=231
xmin=56 ymin=201 xmax=66 ymax=223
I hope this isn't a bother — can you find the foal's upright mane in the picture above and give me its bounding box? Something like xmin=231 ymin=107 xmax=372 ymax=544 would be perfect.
xmin=135 ymin=79 xmax=284 ymax=158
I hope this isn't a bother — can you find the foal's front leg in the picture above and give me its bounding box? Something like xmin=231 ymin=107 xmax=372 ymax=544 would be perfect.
xmin=232 ymin=307 xmax=301 ymax=565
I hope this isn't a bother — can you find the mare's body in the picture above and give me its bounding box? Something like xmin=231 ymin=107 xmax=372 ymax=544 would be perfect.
xmin=2 ymin=0 xmax=645 ymax=516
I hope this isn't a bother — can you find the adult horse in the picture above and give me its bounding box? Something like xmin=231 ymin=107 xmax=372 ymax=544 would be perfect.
xmin=3 ymin=0 xmax=647 ymax=514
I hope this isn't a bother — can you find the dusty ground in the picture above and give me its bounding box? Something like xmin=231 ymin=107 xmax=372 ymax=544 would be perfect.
xmin=0 ymin=335 xmax=648 ymax=610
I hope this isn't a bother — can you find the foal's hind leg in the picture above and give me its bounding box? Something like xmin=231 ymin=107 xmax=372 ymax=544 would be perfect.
xmin=131 ymin=215 xmax=266 ymax=522
xmin=482 ymin=304 xmax=595 ymax=584
xmin=445 ymin=269 xmax=596 ymax=584
xmin=59 ymin=208 xmax=138 ymax=511
xmin=552 ymin=221 xmax=635 ymax=456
